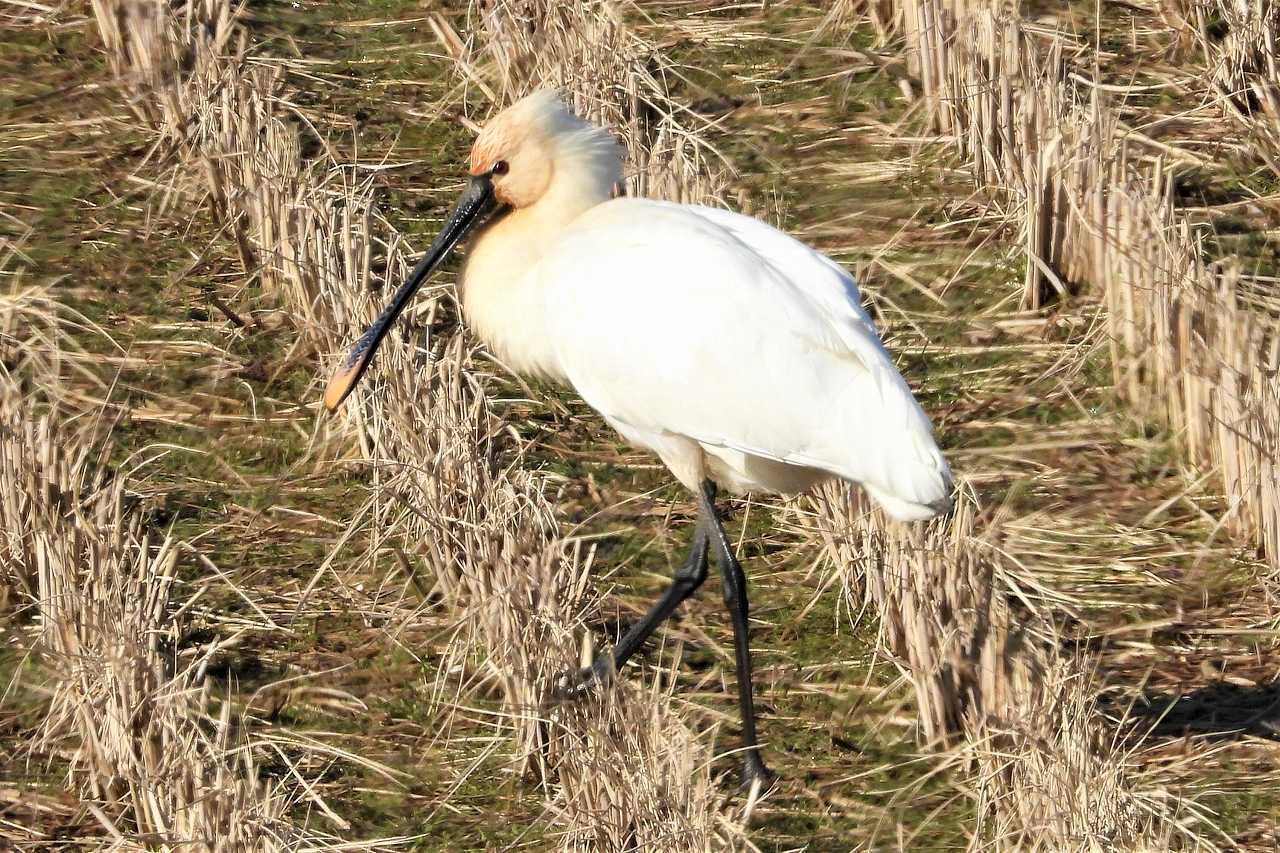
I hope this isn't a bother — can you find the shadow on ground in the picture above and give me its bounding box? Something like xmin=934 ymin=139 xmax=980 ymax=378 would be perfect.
xmin=1130 ymin=679 xmax=1280 ymax=740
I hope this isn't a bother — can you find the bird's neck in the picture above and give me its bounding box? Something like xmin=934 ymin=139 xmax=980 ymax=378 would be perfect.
xmin=461 ymin=171 xmax=612 ymax=378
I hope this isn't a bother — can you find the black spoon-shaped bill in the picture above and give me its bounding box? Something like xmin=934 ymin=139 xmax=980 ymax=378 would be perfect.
xmin=323 ymin=173 xmax=501 ymax=412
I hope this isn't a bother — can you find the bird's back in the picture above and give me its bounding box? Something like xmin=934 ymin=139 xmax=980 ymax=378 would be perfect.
xmin=534 ymin=198 xmax=952 ymax=521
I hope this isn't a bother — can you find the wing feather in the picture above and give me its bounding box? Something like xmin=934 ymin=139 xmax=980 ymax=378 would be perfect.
xmin=535 ymin=198 xmax=951 ymax=515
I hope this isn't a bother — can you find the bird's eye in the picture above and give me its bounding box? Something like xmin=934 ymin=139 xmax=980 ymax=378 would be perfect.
xmin=492 ymin=160 xmax=510 ymax=176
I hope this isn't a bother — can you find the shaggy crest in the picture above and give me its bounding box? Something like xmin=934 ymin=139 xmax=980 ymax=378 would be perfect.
xmin=469 ymin=89 xmax=623 ymax=191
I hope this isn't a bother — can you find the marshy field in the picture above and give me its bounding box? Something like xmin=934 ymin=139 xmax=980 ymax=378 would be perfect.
xmin=3 ymin=0 xmax=1280 ymax=849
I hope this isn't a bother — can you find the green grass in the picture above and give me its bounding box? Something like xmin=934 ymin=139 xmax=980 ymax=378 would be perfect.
xmin=3 ymin=0 xmax=1279 ymax=849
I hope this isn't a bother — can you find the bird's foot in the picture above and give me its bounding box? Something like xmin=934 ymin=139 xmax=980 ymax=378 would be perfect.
xmin=738 ymin=752 xmax=775 ymax=792
xmin=549 ymin=657 xmax=613 ymax=703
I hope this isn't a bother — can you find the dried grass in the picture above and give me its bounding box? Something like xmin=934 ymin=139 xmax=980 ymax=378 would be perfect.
xmin=0 ymin=236 xmax=80 ymax=611
xmin=857 ymin=0 xmax=1272 ymax=844
xmin=86 ymin=0 xmax=318 ymax=315
xmin=0 ymin=229 xmax=99 ymax=411
xmin=1188 ymin=0 xmax=1280 ymax=190
xmin=105 ymin=0 xmax=746 ymax=843
xmin=809 ymin=479 xmax=1212 ymax=849
xmin=17 ymin=5 xmax=421 ymax=847
xmin=900 ymin=1 xmax=1081 ymax=308
xmin=88 ymin=0 xmax=237 ymax=143
xmin=809 ymin=483 xmax=1049 ymax=749
xmin=826 ymin=0 xmax=904 ymax=45
xmin=0 ymin=391 xmax=327 ymax=849
xmin=1095 ymin=166 xmax=1280 ymax=576
xmin=471 ymin=0 xmax=726 ymax=204
xmin=1204 ymin=2 xmax=1280 ymax=115
xmin=0 ymin=0 xmax=83 ymax=29
xmin=967 ymin=657 xmax=1216 ymax=852
xmin=895 ymin=0 xmax=1280 ymax=575
xmin=0 ymin=228 xmax=330 ymax=849
xmin=548 ymin=675 xmax=731 ymax=851
xmin=0 ymin=273 xmax=381 ymax=847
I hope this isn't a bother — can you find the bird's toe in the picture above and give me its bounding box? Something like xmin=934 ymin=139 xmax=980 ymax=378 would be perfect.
xmin=549 ymin=661 xmax=610 ymax=703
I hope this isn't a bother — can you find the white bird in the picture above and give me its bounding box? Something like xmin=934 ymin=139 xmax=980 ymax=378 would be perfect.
xmin=325 ymin=90 xmax=953 ymax=787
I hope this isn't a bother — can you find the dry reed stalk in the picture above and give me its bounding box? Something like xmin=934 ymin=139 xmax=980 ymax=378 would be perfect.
xmin=1206 ymin=1 xmax=1280 ymax=111
xmin=85 ymin=0 xmax=308 ymax=309
xmin=1090 ymin=162 xmax=1280 ymax=572
xmin=0 ymin=235 xmax=80 ymax=610
xmin=0 ymin=245 xmax=77 ymax=418
xmin=548 ymin=676 xmax=730 ymax=851
xmin=1157 ymin=1 xmax=1212 ymax=60
xmin=88 ymin=0 xmax=236 ymax=142
xmin=853 ymin=0 xmax=1266 ymax=843
xmin=899 ymin=1 xmax=1076 ymax=308
xmin=967 ymin=656 xmax=1214 ymax=852
xmin=809 ymin=483 xmax=1049 ymax=749
xmin=0 ymin=394 xmax=317 ymax=849
xmin=473 ymin=0 xmax=726 ymax=204
xmin=809 ymin=482 xmax=1207 ymax=849
xmin=894 ymin=0 xmax=1280 ymax=571
xmin=0 ymin=0 xmax=80 ymax=28
xmin=0 ymin=410 xmax=89 ymax=614
xmin=826 ymin=0 xmax=904 ymax=45
xmin=1192 ymin=1 xmax=1280 ymax=177
xmin=906 ymin=0 xmax=1280 ymax=573
xmin=901 ymin=1 xmax=1280 ymax=571
xmin=185 ymin=62 xmax=325 ymax=324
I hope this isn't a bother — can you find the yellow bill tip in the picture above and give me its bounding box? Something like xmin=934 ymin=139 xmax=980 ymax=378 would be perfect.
xmin=323 ymin=361 xmax=360 ymax=413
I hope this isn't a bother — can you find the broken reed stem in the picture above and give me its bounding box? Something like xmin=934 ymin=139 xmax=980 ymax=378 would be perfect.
xmin=833 ymin=1 xmax=1237 ymax=845
xmin=1196 ymin=1 xmax=1280 ymax=178
xmin=899 ymin=0 xmax=1280 ymax=575
xmin=0 ymin=394 xmax=307 ymax=850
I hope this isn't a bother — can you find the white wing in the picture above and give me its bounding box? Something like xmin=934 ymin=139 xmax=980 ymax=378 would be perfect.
xmin=536 ymin=198 xmax=952 ymax=519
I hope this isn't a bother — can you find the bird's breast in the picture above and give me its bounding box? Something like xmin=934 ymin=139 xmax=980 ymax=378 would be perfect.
xmin=461 ymin=244 xmax=565 ymax=382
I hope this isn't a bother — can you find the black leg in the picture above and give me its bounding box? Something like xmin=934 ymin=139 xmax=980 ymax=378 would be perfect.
xmin=554 ymin=520 xmax=709 ymax=698
xmin=696 ymin=480 xmax=773 ymax=789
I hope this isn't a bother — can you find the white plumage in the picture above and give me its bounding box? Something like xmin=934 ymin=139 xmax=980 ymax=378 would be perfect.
xmin=535 ymin=199 xmax=952 ymax=520
xmin=325 ymin=89 xmax=954 ymax=783
xmin=458 ymin=91 xmax=952 ymax=522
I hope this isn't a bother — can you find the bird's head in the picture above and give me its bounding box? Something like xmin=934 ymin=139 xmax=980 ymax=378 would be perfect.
xmin=322 ymin=90 xmax=620 ymax=412
xmin=469 ymin=89 xmax=622 ymax=210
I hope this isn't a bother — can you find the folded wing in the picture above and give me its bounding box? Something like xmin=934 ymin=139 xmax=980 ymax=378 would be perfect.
xmin=537 ymin=198 xmax=952 ymax=519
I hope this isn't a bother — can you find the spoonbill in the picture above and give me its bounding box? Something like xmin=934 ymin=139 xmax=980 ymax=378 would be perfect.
xmin=324 ymin=90 xmax=952 ymax=787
